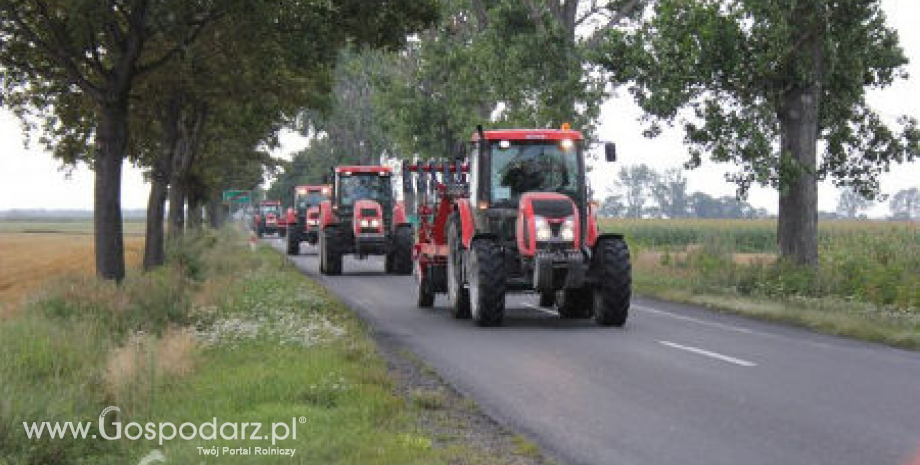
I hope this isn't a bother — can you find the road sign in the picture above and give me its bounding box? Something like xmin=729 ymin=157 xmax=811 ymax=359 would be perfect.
xmin=223 ymin=189 xmax=251 ymax=203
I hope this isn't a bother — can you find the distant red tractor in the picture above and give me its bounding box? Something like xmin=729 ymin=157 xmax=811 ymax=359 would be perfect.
xmin=253 ymin=200 xmax=284 ymax=237
xmin=317 ymin=165 xmax=413 ymax=275
xmin=404 ymin=125 xmax=631 ymax=327
xmin=286 ymin=184 xmax=332 ymax=255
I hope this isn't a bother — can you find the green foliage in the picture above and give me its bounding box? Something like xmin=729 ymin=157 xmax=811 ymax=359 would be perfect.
xmin=596 ymin=0 xmax=918 ymax=196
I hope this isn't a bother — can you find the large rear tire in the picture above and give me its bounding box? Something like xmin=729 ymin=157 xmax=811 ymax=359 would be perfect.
xmin=321 ymin=227 xmax=342 ymax=276
xmin=556 ymin=287 xmax=593 ymax=319
xmin=593 ymin=238 xmax=631 ymax=327
xmin=447 ymin=216 xmax=470 ymax=319
xmin=393 ymin=225 xmax=413 ymax=275
xmin=468 ymin=239 xmax=505 ymax=327
xmin=286 ymin=230 xmax=300 ymax=255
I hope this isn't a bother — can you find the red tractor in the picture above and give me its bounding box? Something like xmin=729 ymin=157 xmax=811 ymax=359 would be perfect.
xmin=253 ymin=200 xmax=284 ymax=237
xmin=286 ymin=184 xmax=332 ymax=255
xmin=405 ymin=125 xmax=631 ymax=327
xmin=317 ymin=165 xmax=413 ymax=275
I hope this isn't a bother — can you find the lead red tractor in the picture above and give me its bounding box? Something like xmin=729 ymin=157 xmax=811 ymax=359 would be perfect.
xmin=253 ymin=200 xmax=284 ymax=237
xmin=317 ymin=165 xmax=413 ymax=275
xmin=405 ymin=125 xmax=631 ymax=327
xmin=286 ymin=184 xmax=332 ymax=255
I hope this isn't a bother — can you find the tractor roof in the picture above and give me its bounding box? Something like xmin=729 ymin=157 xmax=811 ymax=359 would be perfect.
xmin=472 ymin=129 xmax=584 ymax=142
xmin=334 ymin=165 xmax=392 ymax=174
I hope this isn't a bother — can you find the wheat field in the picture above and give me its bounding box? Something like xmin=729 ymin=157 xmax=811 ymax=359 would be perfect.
xmin=0 ymin=221 xmax=145 ymax=313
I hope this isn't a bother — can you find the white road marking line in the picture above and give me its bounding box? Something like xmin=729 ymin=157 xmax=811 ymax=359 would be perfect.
xmin=658 ymin=340 xmax=757 ymax=367
xmin=523 ymin=302 xmax=560 ymax=317
xmin=633 ymin=304 xmax=754 ymax=334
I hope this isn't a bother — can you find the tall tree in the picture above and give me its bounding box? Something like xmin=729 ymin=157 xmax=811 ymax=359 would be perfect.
xmin=889 ymin=187 xmax=920 ymax=220
xmin=596 ymin=0 xmax=919 ymax=264
xmin=0 ymin=0 xmax=227 ymax=280
xmin=835 ymin=188 xmax=874 ymax=219
xmin=651 ymin=167 xmax=689 ymax=218
xmin=615 ymin=164 xmax=656 ymax=218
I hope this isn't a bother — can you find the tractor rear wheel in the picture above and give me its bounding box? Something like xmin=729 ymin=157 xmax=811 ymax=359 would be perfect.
xmin=320 ymin=227 xmax=342 ymax=276
xmin=468 ymin=239 xmax=505 ymax=327
xmin=593 ymin=238 xmax=631 ymax=326
xmin=286 ymin=230 xmax=300 ymax=255
xmin=556 ymin=287 xmax=593 ymax=319
xmin=447 ymin=216 xmax=470 ymax=319
xmin=393 ymin=225 xmax=413 ymax=275
xmin=416 ymin=262 xmax=435 ymax=307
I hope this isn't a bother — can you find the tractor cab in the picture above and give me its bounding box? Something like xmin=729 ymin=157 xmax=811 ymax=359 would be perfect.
xmin=285 ymin=184 xmax=332 ymax=255
xmin=254 ymin=200 xmax=283 ymax=237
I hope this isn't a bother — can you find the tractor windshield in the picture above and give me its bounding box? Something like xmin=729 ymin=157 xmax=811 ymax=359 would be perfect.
xmin=490 ymin=140 xmax=581 ymax=207
xmin=338 ymin=173 xmax=391 ymax=206
xmin=260 ymin=205 xmax=280 ymax=215
xmin=295 ymin=191 xmax=326 ymax=210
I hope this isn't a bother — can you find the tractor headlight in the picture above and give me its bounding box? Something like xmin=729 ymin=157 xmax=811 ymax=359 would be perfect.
xmin=534 ymin=216 xmax=552 ymax=242
xmin=360 ymin=219 xmax=370 ymax=228
xmin=560 ymin=216 xmax=575 ymax=241
xmin=370 ymin=219 xmax=380 ymax=228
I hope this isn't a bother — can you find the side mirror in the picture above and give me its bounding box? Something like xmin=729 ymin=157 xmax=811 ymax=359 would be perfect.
xmin=604 ymin=142 xmax=617 ymax=162
xmin=322 ymin=173 xmax=330 ymax=184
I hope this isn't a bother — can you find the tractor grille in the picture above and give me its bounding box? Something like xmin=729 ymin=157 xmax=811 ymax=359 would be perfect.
xmin=359 ymin=227 xmax=380 ymax=234
xmin=360 ymin=208 xmax=378 ymax=217
xmin=532 ymin=199 xmax=573 ymax=219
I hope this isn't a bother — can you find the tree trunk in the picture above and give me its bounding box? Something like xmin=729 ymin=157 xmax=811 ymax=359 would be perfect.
xmin=143 ymin=171 xmax=169 ymax=270
xmin=187 ymin=188 xmax=203 ymax=230
xmin=167 ymin=179 xmax=186 ymax=240
xmin=777 ymin=33 xmax=824 ymax=266
xmin=207 ymin=194 xmax=224 ymax=228
xmin=94 ymin=102 xmax=129 ymax=281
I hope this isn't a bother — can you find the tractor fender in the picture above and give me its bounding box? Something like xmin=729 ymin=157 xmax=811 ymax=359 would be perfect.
xmin=392 ymin=200 xmax=408 ymax=230
xmin=285 ymin=207 xmax=296 ymax=226
xmin=454 ymin=199 xmax=476 ymax=249
xmin=586 ymin=204 xmax=600 ymax=247
xmin=318 ymin=200 xmax=336 ymax=230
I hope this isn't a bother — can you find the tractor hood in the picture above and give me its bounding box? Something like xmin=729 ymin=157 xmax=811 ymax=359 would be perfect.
xmin=516 ymin=192 xmax=580 ymax=256
xmin=353 ymin=199 xmax=384 ymax=236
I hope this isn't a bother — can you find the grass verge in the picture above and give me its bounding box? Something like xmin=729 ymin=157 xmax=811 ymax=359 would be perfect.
xmin=634 ymin=271 xmax=920 ymax=350
xmin=0 ymin=228 xmax=537 ymax=464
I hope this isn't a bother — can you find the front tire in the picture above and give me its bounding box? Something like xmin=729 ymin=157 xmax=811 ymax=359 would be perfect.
xmin=320 ymin=227 xmax=342 ymax=276
xmin=556 ymin=287 xmax=593 ymax=319
xmin=468 ymin=239 xmax=505 ymax=327
xmin=393 ymin=225 xmax=413 ymax=275
xmin=286 ymin=230 xmax=300 ymax=255
xmin=447 ymin=216 xmax=470 ymax=319
xmin=593 ymin=238 xmax=631 ymax=326
xmin=538 ymin=290 xmax=555 ymax=307
xmin=416 ymin=262 xmax=435 ymax=307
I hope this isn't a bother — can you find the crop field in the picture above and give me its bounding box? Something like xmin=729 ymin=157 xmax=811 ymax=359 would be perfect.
xmin=599 ymin=218 xmax=920 ymax=345
xmin=0 ymin=220 xmax=145 ymax=313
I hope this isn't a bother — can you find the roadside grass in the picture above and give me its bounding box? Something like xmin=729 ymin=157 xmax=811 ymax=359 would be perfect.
xmin=600 ymin=219 xmax=920 ymax=349
xmin=0 ymin=228 xmax=504 ymax=464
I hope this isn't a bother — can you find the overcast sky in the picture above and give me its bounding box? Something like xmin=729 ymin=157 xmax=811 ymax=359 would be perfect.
xmin=0 ymin=0 xmax=917 ymax=216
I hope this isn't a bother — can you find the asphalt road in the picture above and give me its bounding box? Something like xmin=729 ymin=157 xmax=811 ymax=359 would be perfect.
xmin=271 ymin=239 xmax=920 ymax=465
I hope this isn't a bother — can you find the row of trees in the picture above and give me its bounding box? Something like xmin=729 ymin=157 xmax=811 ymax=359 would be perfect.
xmin=1 ymin=0 xmax=437 ymax=280
xmin=834 ymin=186 xmax=920 ymax=220
xmin=598 ymin=164 xmax=770 ymax=219
xmin=599 ymin=163 xmax=919 ymax=220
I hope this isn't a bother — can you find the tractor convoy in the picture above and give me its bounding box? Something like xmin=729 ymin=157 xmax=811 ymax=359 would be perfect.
xmin=259 ymin=125 xmax=631 ymax=327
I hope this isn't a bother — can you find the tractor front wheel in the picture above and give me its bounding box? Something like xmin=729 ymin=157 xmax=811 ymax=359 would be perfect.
xmin=393 ymin=225 xmax=413 ymax=275
xmin=447 ymin=216 xmax=470 ymax=319
xmin=415 ymin=262 xmax=435 ymax=307
xmin=538 ymin=290 xmax=555 ymax=307
xmin=556 ymin=287 xmax=593 ymax=319
xmin=286 ymin=230 xmax=300 ymax=255
xmin=320 ymin=227 xmax=342 ymax=276
xmin=468 ymin=239 xmax=505 ymax=327
xmin=593 ymin=238 xmax=631 ymax=326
